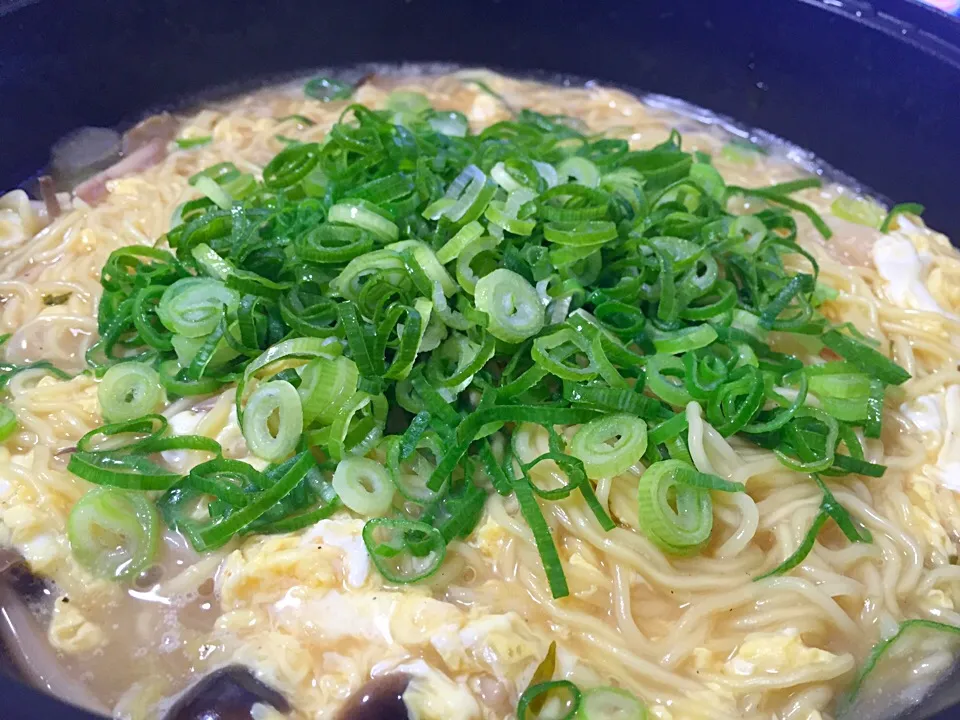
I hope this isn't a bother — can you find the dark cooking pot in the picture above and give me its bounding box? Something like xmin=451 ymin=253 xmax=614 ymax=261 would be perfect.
xmin=0 ymin=0 xmax=959 ymax=718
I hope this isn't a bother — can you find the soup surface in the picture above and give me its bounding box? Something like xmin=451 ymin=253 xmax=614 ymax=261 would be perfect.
xmin=1 ymin=69 xmax=960 ymax=720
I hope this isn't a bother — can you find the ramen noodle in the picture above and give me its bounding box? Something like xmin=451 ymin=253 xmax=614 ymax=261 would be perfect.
xmin=0 ymin=69 xmax=959 ymax=720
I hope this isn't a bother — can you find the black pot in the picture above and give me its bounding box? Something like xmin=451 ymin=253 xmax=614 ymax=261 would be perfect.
xmin=0 ymin=1 xmax=959 ymax=718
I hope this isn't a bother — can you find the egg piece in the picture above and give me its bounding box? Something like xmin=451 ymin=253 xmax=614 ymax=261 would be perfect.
xmin=920 ymin=588 xmax=955 ymax=613
xmin=272 ymin=588 xmax=396 ymax=644
xmin=0 ymin=189 xmax=42 ymax=249
xmin=901 ymin=393 xmax=946 ymax=438
xmin=161 ymin=409 xmax=205 ymax=470
xmin=472 ymin=515 xmax=510 ymax=558
xmin=301 ymin=518 xmax=371 ymax=588
xmin=390 ymin=593 xmax=464 ymax=647
xmin=723 ymin=629 xmax=840 ymax=678
xmin=1 ymin=495 xmax=67 ymax=573
xmin=216 ymin=403 xmax=268 ymax=469
xmin=218 ymin=534 xmax=343 ymax=609
xmin=457 ymin=612 xmax=546 ymax=686
xmin=48 ymin=595 xmax=106 ymax=653
xmin=896 ymin=386 xmax=960 ymax=558
xmin=933 ymin=385 xmax=960 ymax=492
xmin=871 ymin=221 xmax=958 ymax=320
xmin=400 ymin=659 xmax=481 ymax=720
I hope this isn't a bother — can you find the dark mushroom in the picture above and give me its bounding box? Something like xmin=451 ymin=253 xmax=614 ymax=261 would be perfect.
xmin=334 ymin=673 xmax=410 ymax=720
xmin=164 ymin=665 xmax=290 ymax=720
xmin=0 ymin=548 xmax=49 ymax=602
xmin=0 ymin=548 xmax=107 ymax=714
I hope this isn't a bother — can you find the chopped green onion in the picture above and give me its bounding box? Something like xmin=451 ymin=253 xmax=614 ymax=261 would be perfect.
xmin=298 ymin=356 xmax=359 ymax=426
xmin=518 ymin=681 xmax=582 ymax=720
xmin=650 ymin=324 xmax=718 ymax=355
xmin=194 ymin=175 xmax=232 ymax=210
xmin=324 ymin=391 xmax=387 ymax=461
xmin=843 ymin=619 xmax=960 ymax=708
xmin=62 ymin=87 xmax=909 ymax=590
xmin=879 ymin=202 xmax=925 ymax=233
xmin=333 ymin=455 xmax=395 ymax=516
xmin=514 ymin=474 xmax=569 ymax=598
xmin=821 ymin=329 xmax=910 ymax=385
xmin=385 ymin=433 xmax=444 ymax=503
xmin=390 ymin=240 xmax=458 ymax=296
xmin=98 ymin=363 xmax=164 ymax=422
xmin=569 ymin=414 xmax=647 ymax=478
xmin=362 ymin=518 xmax=446 ymax=583
xmin=387 ymin=90 xmax=430 ymax=115
xmin=532 ymin=329 xmax=596 ymax=382
xmin=241 ymin=380 xmax=303 ymax=462
xmin=637 ymin=460 xmax=713 ymax=555
xmin=576 ymin=687 xmax=648 ymax=720
xmin=277 ymin=114 xmax=316 ymax=126
xmin=435 ymin=165 xmax=497 ymax=224
xmin=0 ymin=405 xmax=18 ymax=441
xmin=455 ymin=235 xmax=500 ymax=294
xmin=329 ymin=200 xmax=399 ymax=243
xmin=194 ymin=451 xmax=316 ymax=550
xmin=527 ymin=642 xmax=558 ymax=713
xmin=755 ymin=509 xmax=827 ymax=581
xmin=157 ymin=277 xmax=239 ymax=338
xmin=475 ymin=269 xmax=545 ymax=343
xmin=436 ymin=221 xmax=485 ymax=264
xmin=427 ymin=111 xmax=469 ymax=137
xmin=175 ymin=136 xmax=212 ymax=149
xmin=645 ymin=355 xmax=693 ymax=408
xmin=558 ymin=157 xmax=601 ymax=188
xmin=68 ymin=488 xmax=159 ymax=580
xmin=830 ymin=196 xmax=884 ymax=228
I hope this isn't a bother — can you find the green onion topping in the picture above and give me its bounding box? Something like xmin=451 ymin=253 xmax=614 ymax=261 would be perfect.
xmin=51 ymin=90 xmax=909 ymax=611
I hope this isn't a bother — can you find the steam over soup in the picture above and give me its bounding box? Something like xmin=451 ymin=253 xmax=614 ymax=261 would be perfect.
xmin=0 ymin=69 xmax=959 ymax=720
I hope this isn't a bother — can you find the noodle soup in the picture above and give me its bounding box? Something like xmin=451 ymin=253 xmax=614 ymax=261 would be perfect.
xmin=0 ymin=69 xmax=959 ymax=720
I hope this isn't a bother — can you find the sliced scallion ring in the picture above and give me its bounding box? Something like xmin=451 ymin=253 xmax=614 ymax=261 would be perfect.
xmin=298 ymin=356 xmax=359 ymax=426
xmin=474 ymin=268 xmax=545 ymax=343
xmin=518 ymin=680 xmax=582 ymax=720
xmin=98 ymin=363 xmax=165 ymax=423
xmin=328 ymin=199 xmax=399 ymax=243
xmin=362 ymin=517 xmax=446 ymax=583
xmin=637 ymin=459 xmax=713 ymax=555
xmin=333 ymin=456 xmax=395 ymax=517
xmin=576 ymin=687 xmax=648 ymax=720
xmin=241 ymin=380 xmax=304 ymax=462
xmin=569 ymin=414 xmax=648 ymax=479
xmin=68 ymin=487 xmax=159 ymax=581
xmin=157 ymin=277 xmax=240 ymax=338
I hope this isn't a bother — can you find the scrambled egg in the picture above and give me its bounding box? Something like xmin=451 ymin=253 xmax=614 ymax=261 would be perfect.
xmin=871 ymin=217 xmax=960 ymax=320
xmin=721 ymin=629 xmax=839 ymax=678
xmin=0 ymin=189 xmax=43 ymax=250
xmin=48 ymin=595 xmax=106 ymax=654
xmin=400 ymin=659 xmax=481 ymax=720
xmin=899 ymin=385 xmax=960 ymax=560
xmin=214 ymin=515 xmax=551 ymax=719
xmin=472 ymin=516 xmax=511 ymax=558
